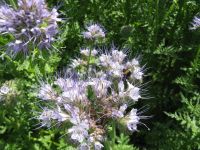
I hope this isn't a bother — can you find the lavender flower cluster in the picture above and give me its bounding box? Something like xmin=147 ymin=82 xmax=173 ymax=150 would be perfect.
xmin=0 ymin=0 xmax=60 ymax=54
xmin=37 ymin=24 xmax=145 ymax=149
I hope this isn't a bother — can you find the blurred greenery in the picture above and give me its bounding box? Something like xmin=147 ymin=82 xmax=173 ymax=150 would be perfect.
xmin=0 ymin=0 xmax=200 ymax=149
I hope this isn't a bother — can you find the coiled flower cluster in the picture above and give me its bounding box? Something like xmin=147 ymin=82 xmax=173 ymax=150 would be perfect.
xmin=0 ymin=80 xmax=18 ymax=102
xmin=0 ymin=0 xmax=60 ymax=54
xmin=37 ymin=24 xmax=146 ymax=149
xmin=0 ymin=84 xmax=10 ymax=101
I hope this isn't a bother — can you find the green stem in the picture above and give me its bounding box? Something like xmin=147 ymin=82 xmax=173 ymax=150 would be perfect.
xmin=111 ymin=121 xmax=116 ymax=143
xmin=153 ymin=0 xmax=159 ymax=50
xmin=86 ymin=48 xmax=92 ymax=75
xmin=194 ymin=46 xmax=200 ymax=66
xmin=86 ymin=41 xmax=94 ymax=77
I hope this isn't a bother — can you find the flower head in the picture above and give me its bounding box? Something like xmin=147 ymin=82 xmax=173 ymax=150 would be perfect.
xmin=88 ymin=77 xmax=111 ymax=98
xmin=111 ymin=104 xmax=127 ymax=118
xmin=126 ymin=109 xmax=140 ymax=132
xmin=94 ymin=141 xmax=104 ymax=150
xmin=38 ymin=83 xmax=57 ymax=101
xmin=81 ymin=48 xmax=98 ymax=57
xmin=127 ymin=82 xmax=141 ymax=101
xmin=0 ymin=0 xmax=61 ymax=54
xmin=38 ymin=108 xmax=55 ymax=127
xmin=36 ymin=24 xmax=148 ymax=149
xmin=83 ymin=24 xmax=105 ymax=40
xmin=68 ymin=108 xmax=90 ymax=143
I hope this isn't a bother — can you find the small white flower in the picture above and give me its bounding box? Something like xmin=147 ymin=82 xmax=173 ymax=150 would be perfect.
xmin=54 ymin=77 xmax=76 ymax=92
xmin=62 ymin=83 xmax=87 ymax=103
xmin=0 ymin=85 xmax=10 ymax=95
xmin=131 ymin=58 xmax=139 ymax=66
xmin=118 ymin=81 xmax=141 ymax=101
xmin=109 ymin=62 xmax=123 ymax=77
xmin=132 ymin=67 xmax=143 ymax=80
xmin=71 ymin=58 xmax=85 ymax=68
xmin=111 ymin=104 xmax=127 ymax=118
xmin=127 ymin=82 xmax=141 ymax=101
xmin=119 ymin=104 xmax=128 ymax=113
xmin=126 ymin=59 xmax=143 ymax=80
xmin=111 ymin=50 xmax=126 ymax=63
xmin=94 ymin=141 xmax=104 ymax=150
xmin=38 ymin=108 xmax=55 ymax=127
xmin=15 ymin=40 xmax=22 ymax=44
xmin=68 ymin=119 xmax=89 ymax=143
xmin=53 ymin=106 xmax=69 ymax=122
xmin=80 ymin=48 xmax=90 ymax=56
xmin=62 ymin=89 xmax=79 ymax=102
xmin=99 ymin=54 xmax=112 ymax=67
xmin=64 ymin=105 xmax=81 ymax=120
xmin=89 ymin=78 xmax=111 ymax=98
xmin=81 ymin=48 xmax=98 ymax=56
xmin=127 ymin=109 xmax=140 ymax=132
xmin=38 ymin=84 xmax=56 ymax=101
xmin=79 ymin=143 xmax=90 ymax=150
xmin=118 ymin=80 xmax=125 ymax=97
xmin=51 ymin=8 xmax=62 ymax=22
xmin=83 ymin=24 xmax=105 ymax=40
xmin=94 ymin=71 xmax=107 ymax=79
xmin=54 ymin=78 xmax=66 ymax=90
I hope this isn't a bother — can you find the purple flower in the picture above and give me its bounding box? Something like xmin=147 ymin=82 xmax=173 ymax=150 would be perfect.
xmin=126 ymin=109 xmax=140 ymax=132
xmin=83 ymin=24 xmax=105 ymax=40
xmin=0 ymin=0 xmax=61 ymax=55
xmin=190 ymin=16 xmax=200 ymax=30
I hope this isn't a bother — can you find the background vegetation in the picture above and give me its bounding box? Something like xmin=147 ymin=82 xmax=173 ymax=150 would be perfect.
xmin=0 ymin=0 xmax=199 ymax=149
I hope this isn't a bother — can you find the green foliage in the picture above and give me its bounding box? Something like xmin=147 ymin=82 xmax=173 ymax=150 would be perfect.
xmin=104 ymin=122 xmax=138 ymax=150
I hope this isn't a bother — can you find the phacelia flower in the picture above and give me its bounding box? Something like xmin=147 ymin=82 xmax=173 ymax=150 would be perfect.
xmin=126 ymin=109 xmax=140 ymax=132
xmin=190 ymin=16 xmax=200 ymax=30
xmin=61 ymin=80 xmax=88 ymax=103
xmin=54 ymin=105 xmax=69 ymax=122
xmin=38 ymin=83 xmax=57 ymax=101
xmin=111 ymin=49 xmax=127 ymax=63
xmin=81 ymin=48 xmax=98 ymax=57
xmin=36 ymin=24 xmax=148 ymax=149
xmin=66 ymin=107 xmax=90 ymax=143
xmin=89 ymin=78 xmax=111 ymax=98
xmin=94 ymin=141 xmax=104 ymax=150
xmin=83 ymin=24 xmax=105 ymax=40
xmin=0 ymin=0 xmax=61 ymax=54
xmin=38 ymin=108 xmax=55 ymax=127
xmin=70 ymin=58 xmax=86 ymax=68
xmin=126 ymin=58 xmax=144 ymax=81
xmin=111 ymin=104 xmax=127 ymax=118
xmin=68 ymin=119 xmax=89 ymax=143
xmin=127 ymin=82 xmax=141 ymax=101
